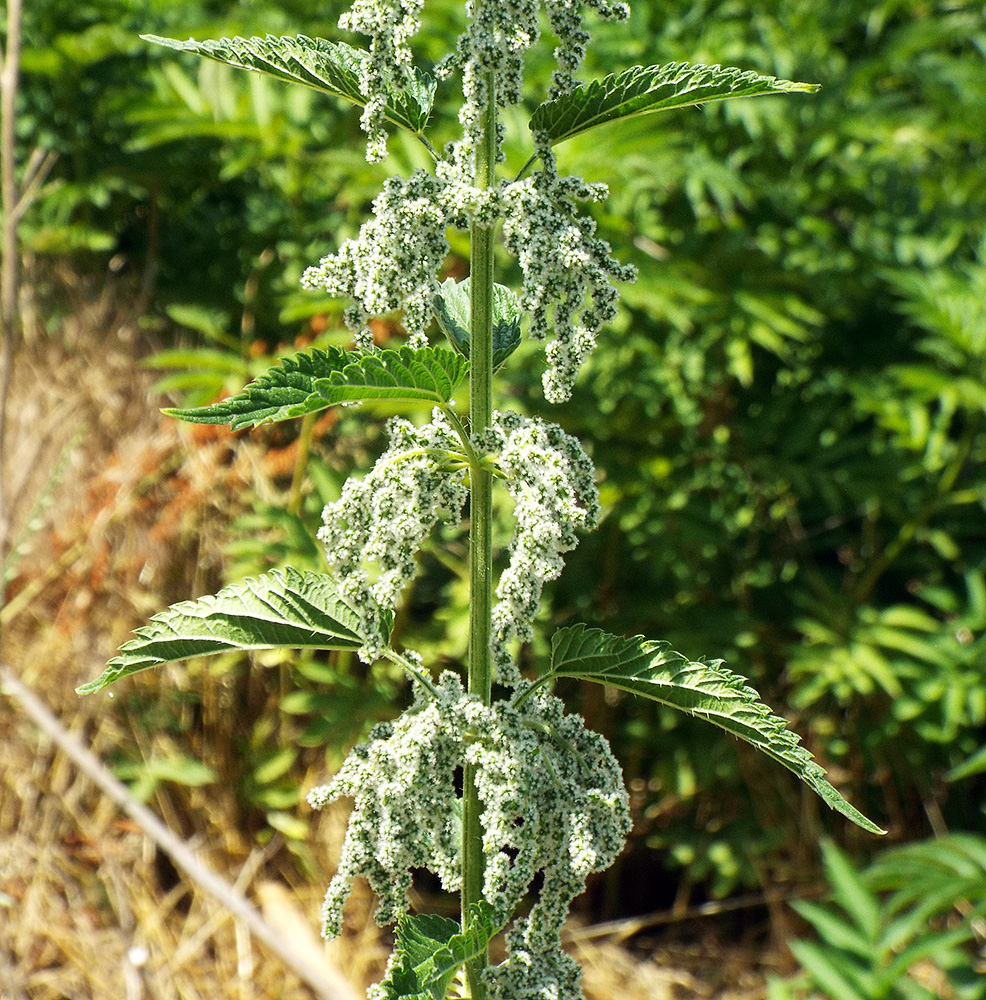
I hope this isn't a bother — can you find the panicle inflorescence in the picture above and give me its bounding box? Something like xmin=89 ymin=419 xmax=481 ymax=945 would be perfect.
xmin=307 ymin=7 xmax=637 ymax=988
xmin=301 ymin=171 xmax=455 ymax=350
xmin=307 ymin=0 xmax=636 ymax=398
xmin=475 ymin=411 xmax=600 ymax=686
xmin=339 ymin=0 xmax=425 ymax=161
xmin=502 ymin=145 xmax=637 ymax=402
xmin=307 ymin=673 xmax=630 ymax=1000
xmin=543 ymin=0 xmax=630 ymax=98
xmin=318 ymin=408 xmax=467 ymax=661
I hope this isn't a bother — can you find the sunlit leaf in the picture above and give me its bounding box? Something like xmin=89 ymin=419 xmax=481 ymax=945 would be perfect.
xmin=378 ymin=903 xmax=501 ymax=1000
xmin=78 ymin=568 xmax=389 ymax=693
xmin=531 ymin=62 xmax=818 ymax=146
xmin=164 ymin=346 xmax=469 ymax=429
xmin=143 ymin=33 xmax=435 ymax=133
xmin=548 ymin=625 xmax=884 ymax=834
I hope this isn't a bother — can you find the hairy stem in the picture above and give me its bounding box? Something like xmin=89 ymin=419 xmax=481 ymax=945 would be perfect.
xmin=463 ymin=51 xmax=499 ymax=1000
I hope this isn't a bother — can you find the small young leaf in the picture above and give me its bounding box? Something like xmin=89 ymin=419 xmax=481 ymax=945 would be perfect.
xmin=142 ymin=34 xmax=435 ymax=134
xmin=434 ymin=277 xmax=522 ymax=370
xmin=531 ymin=62 xmax=819 ymax=146
xmin=549 ymin=626 xmax=884 ymax=835
xmin=164 ymin=346 xmax=469 ymax=429
xmin=77 ymin=568 xmax=390 ymax=693
xmin=378 ymin=903 xmax=501 ymax=1000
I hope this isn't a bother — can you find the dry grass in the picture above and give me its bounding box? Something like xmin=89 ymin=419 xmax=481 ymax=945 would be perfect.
xmin=0 ymin=309 xmax=776 ymax=999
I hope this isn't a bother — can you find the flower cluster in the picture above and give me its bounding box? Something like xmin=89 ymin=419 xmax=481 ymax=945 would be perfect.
xmin=302 ymin=171 xmax=456 ymax=349
xmin=338 ymin=0 xmax=629 ymax=169
xmin=543 ymin=0 xmax=630 ymax=98
xmin=502 ymin=149 xmax=637 ymax=402
xmin=477 ymin=411 xmax=600 ymax=686
xmin=339 ymin=0 xmax=425 ymax=161
xmin=308 ymin=2 xmax=636 ymax=389
xmin=437 ymin=0 xmax=542 ymax=180
xmin=318 ymin=409 xmax=467 ymax=660
xmin=307 ymin=672 xmax=630 ymax=1000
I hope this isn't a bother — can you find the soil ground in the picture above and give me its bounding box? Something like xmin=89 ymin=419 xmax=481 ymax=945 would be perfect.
xmin=0 ymin=317 xmax=785 ymax=999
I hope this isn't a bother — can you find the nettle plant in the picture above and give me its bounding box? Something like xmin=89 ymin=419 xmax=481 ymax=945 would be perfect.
xmin=80 ymin=3 xmax=883 ymax=998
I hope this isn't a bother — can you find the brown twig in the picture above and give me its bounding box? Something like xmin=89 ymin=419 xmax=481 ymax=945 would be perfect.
xmin=561 ymin=887 xmax=816 ymax=945
xmin=0 ymin=0 xmax=24 ymax=568
xmin=0 ymin=663 xmax=360 ymax=1000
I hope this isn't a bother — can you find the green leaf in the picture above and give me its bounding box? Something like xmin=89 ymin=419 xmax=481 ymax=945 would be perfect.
xmin=819 ymin=840 xmax=882 ymax=944
xmin=878 ymin=925 xmax=975 ymax=992
xmin=164 ymin=346 xmax=469 ymax=429
xmin=947 ymin=742 xmax=986 ymax=781
xmin=142 ymin=34 xmax=435 ymax=134
xmin=378 ymin=903 xmax=501 ymax=1000
xmin=531 ymin=62 xmax=819 ymax=146
xmin=788 ymin=940 xmax=871 ymax=1000
xmin=790 ymin=901 xmax=873 ymax=959
xmin=548 ymin=626 xmax=884 ymax=835
xmin=147 ymin=755 xmax=218 ymax=787
xmin=77 ymin=568 xmax=389 ymax=694
xmin=434 ymin=278 xmax=522 ymax=370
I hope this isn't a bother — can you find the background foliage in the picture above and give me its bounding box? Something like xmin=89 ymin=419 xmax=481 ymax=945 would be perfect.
xmin=12 ymin=0 xmax=986 ymax=988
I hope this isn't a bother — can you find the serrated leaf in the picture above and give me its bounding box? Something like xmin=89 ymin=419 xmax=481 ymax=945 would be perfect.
xmin=378 ymin=903 xmax=501 ymax=1000
xmin=78 ymin=568 xmax=389 ymax=694
xmin=142 ymin=33 xmax=435 ymax=134
xmin=531 ymin=62 xmax=819 ymax=146
xmin=549 ymin=626 xmax=884 ymax=835
xmin=164 ymin=346 xmax=469 ymax=429
xmin=434 ymin=278 xmax=522 ymax=370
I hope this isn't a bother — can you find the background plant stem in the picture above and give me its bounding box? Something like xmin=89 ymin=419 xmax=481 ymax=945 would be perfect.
xmin=463 ymin=52 xmax=498 ymax=1000
xmin=0 ymin=0 xmax=24 ymax=570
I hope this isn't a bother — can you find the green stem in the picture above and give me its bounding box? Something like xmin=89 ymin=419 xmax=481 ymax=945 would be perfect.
xmin=287 ymin=411 xmax=316 ymax=518
xmin=418 ymin=132 xmax=441 ymax=161
xmin=442 ymin=405 xmax=481 ymax=464
xmin=463 ymin=58 xmax=498 ymax=1000
xmin=383 ymin=649 xmax=441 ymax=699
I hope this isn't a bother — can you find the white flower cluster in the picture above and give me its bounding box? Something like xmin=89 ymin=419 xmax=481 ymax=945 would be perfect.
xmin=307 ymin=672 xmax=630 ymax=1000
xmin=339 ymin=0 xmax=425 ymax=161
xmin=437 ymin=0 xmax=540 ymax=180
xmin=502 ymin=149 xmax=637 ymax=402
xmin=438 ymin=0 xmax=629 ymax=179
xmin=318 ymin=408 xmax=467 ymax=661
xmin=477 ymin=411 xmax=600 ymax=686
xmin=543 ymin=0 xmax=630 ymax=98
xmin=302 ymin=171 xmax=457 ymax=349
xmin=334 ymin=0 xmax=629 ymax=170
xmin=306 ymin=2 xmax=636 ymax=380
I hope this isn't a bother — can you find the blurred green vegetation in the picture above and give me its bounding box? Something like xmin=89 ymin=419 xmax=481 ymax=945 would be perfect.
xmin=14 ymin=0 xmax=986 ymax=973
